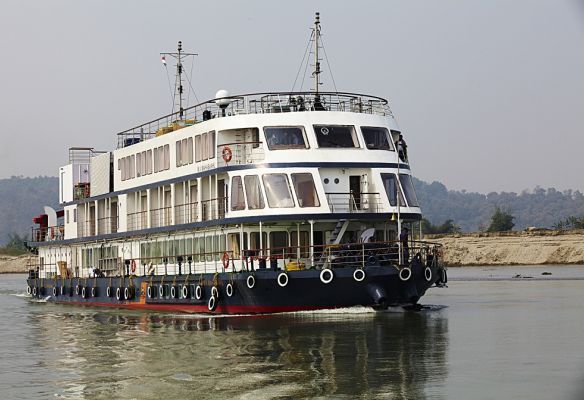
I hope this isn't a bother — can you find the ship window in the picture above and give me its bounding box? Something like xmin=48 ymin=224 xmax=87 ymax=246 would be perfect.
xmin=153 ymin=147 xmax=160 ymax=172
xmin=399 ymin=174 xmax=419 ymax=207
xmin=262 ymin=174 xmax=295 ymax=208
xmin=130 ymin=155 xmax=135 ymax=178
xmin=208 ymin=131 xmax=216 ymax=159
xmin=187 ymin=137 xmax=193 ymax=164
xmin=313 ymin=125 xmax=359 ymax=148
xmin=264 ymin=126 xmax=308 ymax=150
xmin=250 ymin=232 xmax=267 ymax=253
xmin=146 ymin=150 xmax=152 ymax=174
xmin=136 ymin=152 xmax=142 ymax=177
xmin=195 ymin=135 xmax=202 ymax=162
xmin=290 ymin=231 xmax=310 ymax=257
xmin=202 ymin=133 xmax=208 ymax=160
xmin=141 ymin=151 xmax=147 ymax=175
xmin=269 ymin=231 xmax=288 ymax=250
xmin=244 ymin=175 xmax=265 ymax=209
xmin=291 ymin=173 xmax=320 ymax=207
xmin=362 ymin=126 xmax=393 ymax=150
xmin=73 ymin=208 xmax=77 ymax=223
xmin=176 ymin=140 xmax=182 ymax=167
xmin=163 ymin=145 xmax=170 ymax=170
xmin=231 ymin=176 xmax=245 ymax=211
xmin=381 ymin=173 xmax=405 ymax=207
xmin=181 ymin=139 xmax=188 ymax=165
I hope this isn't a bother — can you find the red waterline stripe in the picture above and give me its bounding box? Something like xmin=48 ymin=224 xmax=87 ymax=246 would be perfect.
xmin=54 ymin=300 xmax=330 ymax=314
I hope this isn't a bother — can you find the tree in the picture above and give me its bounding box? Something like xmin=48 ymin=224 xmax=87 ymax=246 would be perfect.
xmin=487 ymin=207 xmax=515 ymax=232
xmin=422 ymin=218 xmax=461 ymax=234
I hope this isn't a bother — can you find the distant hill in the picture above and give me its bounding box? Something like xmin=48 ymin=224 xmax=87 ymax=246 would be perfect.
xmin=1 ymin=175 xmax=584 ymax=245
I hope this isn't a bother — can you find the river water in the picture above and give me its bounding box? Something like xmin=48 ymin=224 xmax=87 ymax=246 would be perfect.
xmin=1 ymin=266 xmax=583 ymax=400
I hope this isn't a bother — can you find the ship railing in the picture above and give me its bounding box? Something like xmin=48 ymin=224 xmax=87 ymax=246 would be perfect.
xmin=31 ymin=225 xmax=65 ymax=242
xmin=150 ymin=206 xmax=173 ymax=228
xmin=325 ymin=192 xmax=385 ymax=213
xmin=216 ymin=141 xmax=265 ymax=167
xmin=97 ymin=216 xmax=119 ymax=235
xmin=201 ymin=197 xmax=227 ymax=221
xmin=116 ymin=91 xmax=393 ymax=149
xmin=174 ymin=201 xmax=199 ymax=225
xmin=127 ymin=210 xmax=148 ymax=231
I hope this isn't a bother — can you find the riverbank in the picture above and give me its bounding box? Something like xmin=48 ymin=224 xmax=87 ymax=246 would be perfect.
xmin=426 ymin=229 xmax=584 ymax=266
xmin=0 ymin=254 xmax=31 ymax=274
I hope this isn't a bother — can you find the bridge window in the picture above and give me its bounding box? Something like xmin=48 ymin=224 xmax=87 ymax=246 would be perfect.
xmin=231 ymin=176 xmax=245 ymax=211
xmin=381 ymin=173 xmax=405 ymax=207
xmin=313 ymin=125 xmax=359 ymax=148
xmin=399 ymin=174 xmax=419 ymax=207
xmin=291 ymin=173 xmax=320 ymax=207
xmin=362 ymin=127 xmax=393 ymax=150
xmin=264 ymin=126 xmax=307 ymax=150
xmin=263 ymin=174 xmax=294 ymax=208
xmin=244 ymin=175 xmax=265 ymax=209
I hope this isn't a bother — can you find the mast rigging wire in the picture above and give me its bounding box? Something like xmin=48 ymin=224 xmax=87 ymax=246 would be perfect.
xmin=291 ymin=30 xmax=314 ymax=92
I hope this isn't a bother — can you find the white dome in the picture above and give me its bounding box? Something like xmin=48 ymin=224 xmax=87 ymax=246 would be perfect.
xmin=215 ymin=89 xmax=231 ymax=107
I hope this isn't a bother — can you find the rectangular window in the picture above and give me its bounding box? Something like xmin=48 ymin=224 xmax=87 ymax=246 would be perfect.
xmin=146 ymin=150 xmax=152 ymax=174
xmin=202 ymin=132 xmax=208 ymax=160
xmin=291 ymin=173 xmax=320 ymax=207
xmin=187 ymin=137 xmax=194 ymax=164
xmin=381 ymin=173 xmax=405 ymax=207
xmin=176 ymin=140 xmax=182 ymax=167
xmin=399 ymin=174 xmax=419 ymax=207
xmin=231 ymin=176 xmax=246 ymax=211
xmin=153 ymin=148 xmax=160 ymax=173
xmin=313 ymin=125 xmax=359 ymax=148
xmin=362 ymin=126 xmax=393 ymax=150
xmin=130 ymin=155 xmax=135 ymax=178
xmin=208 ymin=131 xmax=215 ymax=159
xmin=66 ymin=210 xmax=70 ymax=224
xmin=262 ymin=174 xmax=294 ymax=208
xmin=119 ymin=158 xmax=125 ymax=181
xmin=264 ymin=126 xmax=308 ymax=150
xmin=141 ymin=151 xmax=147 ymax=175
xmin=73 ymin=208 xmax=77 ymax=222
xmin=163 ymin=145 xmax=170 ymax=170
xmin=136 ymin=152 xmax=142 ymax=177
xmin=181 ymin=139 xmax=188 ymax=165
xmin=269 ymin=231 xmax=288 ymax=249
xmin=195 ymin=135 xmax=201 ymax=162
xmin=244 ymin=175 xmax=265 ymax=209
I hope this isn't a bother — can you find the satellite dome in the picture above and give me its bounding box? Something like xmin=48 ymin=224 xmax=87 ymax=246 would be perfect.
xmin=215 ymin=89 xmax=231 ymax=107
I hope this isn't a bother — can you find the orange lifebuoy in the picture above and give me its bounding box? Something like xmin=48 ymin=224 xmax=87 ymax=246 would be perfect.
xmin=221 ymin=252 xmax=230 ymax=269
xmin=222 ymin=146 xmax=232 ymax=163
xmin=131 ymin=259 xmax=136 ymax=274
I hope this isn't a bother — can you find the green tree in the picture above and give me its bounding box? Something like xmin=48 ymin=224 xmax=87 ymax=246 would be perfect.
xmin=422 ymin=218 xmax=461 ymax=234
xmin=487 ymin=207 xmax=515 ymax=232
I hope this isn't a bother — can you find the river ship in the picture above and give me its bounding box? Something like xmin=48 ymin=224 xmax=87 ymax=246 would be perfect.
xmin=26 ymin=14 xmax=447 ymax=314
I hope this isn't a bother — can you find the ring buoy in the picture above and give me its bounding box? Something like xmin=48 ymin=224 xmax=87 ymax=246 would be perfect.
xmin=75 ymin=285 xmax=80 ymax=295
xmin=32 ymin=286 xmax=37 ymax=296
xmin=91 ymin=287 xmax=97 ymax=297
xmin=277 ymin=272 xmax=288 ymax=287
xmin=424 ymin=267 xmax=432 ymax=282
xmin=399 ymin=267 xmax=412 ymax=281
xmin=170 ymin=286 xmax=177 ymax=298
xmin=320 ymin=269 xmax=334 ymax=284
xmin=131 ymin=259 xmax=137 ymax=274
xmin=106 ymin=286 xmax=112 ymax=297
xmin=27 ymin=285 xmax=31 ymax=295
xmin=211 ymin=286 xmax=219 ymax=299
xmin=226 ymin=283 xmax=234 ymax=297
xmin=246 ymin=275 xmax=255 ymax=289
xmin=60 ymin=286 xmax=65 ymax=296
xmin=353 ymin=269 xmax=366 ymax=282
xmin=182 ymin=285 xmax=189 ymax=299
xmin=221 ymin=252 xmax=230 ymax=269
xmin=221 ymin=146 xmax=232 ymax=163
xmin=124 ymin=287 xmax=130 ymax=300
xmin=208 ymin=295 xmax=217 ymax=311
xmin=81 ymin=287 xmax=86 ymax=299
xmin=52 ymin=287 xmax=57 ymax=296
xmin=147 ymin=285 xmax=153 ymax=299
xmin=195 ymin=285 xmax=202 ymax=300
xmin=159 ymin=285 xmax=165 ymax=298
xmin=116 ymin=287 xmax=121 ymax=300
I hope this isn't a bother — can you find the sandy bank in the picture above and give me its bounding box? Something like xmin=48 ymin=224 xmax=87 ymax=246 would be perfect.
xmin=427 ymin=229 xmax=584 ymax=266
xmin=0 ymin=254 xmax=32 ymax=274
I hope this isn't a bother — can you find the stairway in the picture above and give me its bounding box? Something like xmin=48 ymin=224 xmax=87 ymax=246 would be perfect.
xmin=317 ymin=219 xmax=349 ymax=268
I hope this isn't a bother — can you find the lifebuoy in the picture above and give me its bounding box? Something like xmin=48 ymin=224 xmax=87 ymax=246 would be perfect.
xmin=226 ymin=283 xmax=234 ymax=297
xmin=116 ymin=287 xmax=121 ymax=300
xmin=353 ymin=269 xmax=366 ymax=282
xmin=81 ymin=287 xmax=86 ymax=299
xmin=182 ymin=285 xmax=189 ymax=299
xmin=32 ymin=286 xmax=37 ymax=296
xmin=27 ymin=285 xmax=31 ymax=295
xmin=91 ymin=287 xmax=97 ymax=297
xmin=208 ymin=295 xmax=217 ymax=311
xmin=399 ymin=267 xmax=412 ymax=281
xmin=159 ymin=285 xmax=165 ymax=298
xmin=211 ymin=286 xmax=219 ymax=299
xmin=277 ymin=272 xmax=289 ymax=287
xmin=424 ymin=267 xmax=432 ymax=282
xmin=75 ymin=285 xmax=80 ymax=295
xmin=320 ymin=269 xmax=334 ymax=284
xmin=53 ymin=287 xmax=57 ymax=296
xmin=221 ymin=252 xmax=230 ymax=269
xmin=246 ymin=275 xmax=255 ymax=289
xmin=195 ymin=285 xmax=203 ymax=300
xmin=106 ymin=286 xmax=112 ymax=297
xmin=124 ymin=287 xmax=130 ymax=300
xmin=221 ymin=146 xmax=233 ymax=163
xmin=147 ymin=285 xmax=154 ymax=299
xmin=131 ymin=259 xmax=137 ymax=274
xmin=60 ymin=286 xmax=65 ymax=296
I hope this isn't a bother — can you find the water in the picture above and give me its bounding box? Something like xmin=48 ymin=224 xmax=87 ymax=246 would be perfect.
xmin=1 ymin=266 xmax=584 ymax=399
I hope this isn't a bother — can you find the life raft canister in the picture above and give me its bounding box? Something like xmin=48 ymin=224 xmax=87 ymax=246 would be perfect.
xmin=221 ymin=252 xmax=230 ymax=269
xmin=221 ymin=146 xmax=232 ymax=163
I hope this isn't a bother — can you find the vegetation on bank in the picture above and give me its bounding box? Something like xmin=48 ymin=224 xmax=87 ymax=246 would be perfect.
xmin=0 ymin=233 xmax=29 ymax=256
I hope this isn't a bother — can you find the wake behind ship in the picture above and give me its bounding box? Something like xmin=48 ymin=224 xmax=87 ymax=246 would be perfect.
xmin=26 ymin=13 xmax=447 ymax=314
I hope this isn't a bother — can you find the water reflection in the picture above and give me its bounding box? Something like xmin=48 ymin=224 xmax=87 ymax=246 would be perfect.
xmin=31 ymin=307 xmax=448 ymax=399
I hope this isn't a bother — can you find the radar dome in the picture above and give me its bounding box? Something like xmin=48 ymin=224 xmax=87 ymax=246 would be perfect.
xmin=215 ymin=90 xmax=231 ymax=107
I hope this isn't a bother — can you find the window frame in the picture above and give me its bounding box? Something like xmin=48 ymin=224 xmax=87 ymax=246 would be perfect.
xmin=263 ymin=126 xmax=309 ymax=150
xmin=313 ymin=124 xmax=360 ymax=148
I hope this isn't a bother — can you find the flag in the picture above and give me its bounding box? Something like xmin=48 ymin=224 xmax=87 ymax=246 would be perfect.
xmin=161 ymin=55 xmax=167 ymax=66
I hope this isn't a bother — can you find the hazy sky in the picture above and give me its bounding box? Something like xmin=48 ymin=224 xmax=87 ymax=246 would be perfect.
xmin=1 ymin=0 xmax=583 ymax=194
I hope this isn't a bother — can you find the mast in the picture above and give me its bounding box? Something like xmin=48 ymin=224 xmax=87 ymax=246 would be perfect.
xmin=312 ymin=12 xmax=321 ymax=95
xmin=161 ymin=41 xmax=197 ymax=120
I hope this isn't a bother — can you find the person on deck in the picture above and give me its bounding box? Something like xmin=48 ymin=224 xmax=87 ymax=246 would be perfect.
xmin=399 ymin=227 xmax=410 ymax=265
xmin=395 ymin=134 xmax=408 ymax=162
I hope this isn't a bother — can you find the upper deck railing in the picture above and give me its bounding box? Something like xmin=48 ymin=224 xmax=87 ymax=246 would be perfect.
xmin=116 ymin=91 xmax=393 ymax=149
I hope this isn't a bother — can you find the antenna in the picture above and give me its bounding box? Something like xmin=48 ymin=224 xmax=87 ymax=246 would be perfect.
xmin=160 ymin=41 xmax=197 ymax=120
xmin=312 ymin=12 xmax=322 ymax=95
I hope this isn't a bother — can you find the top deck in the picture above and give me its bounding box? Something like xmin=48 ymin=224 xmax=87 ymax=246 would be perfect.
xmin=117 ymin=91 xmax=393 ymax=149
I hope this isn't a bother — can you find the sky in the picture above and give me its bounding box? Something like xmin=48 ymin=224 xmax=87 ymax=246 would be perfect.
xmin=0 ymin=0 xmax=583 ymax=194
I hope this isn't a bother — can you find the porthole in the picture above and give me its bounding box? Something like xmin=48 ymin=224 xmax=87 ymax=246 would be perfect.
xmin=324 ymin=178 xmax=329 ymax=184
xmin=334 ymin=178 xmax=339 ymax=184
